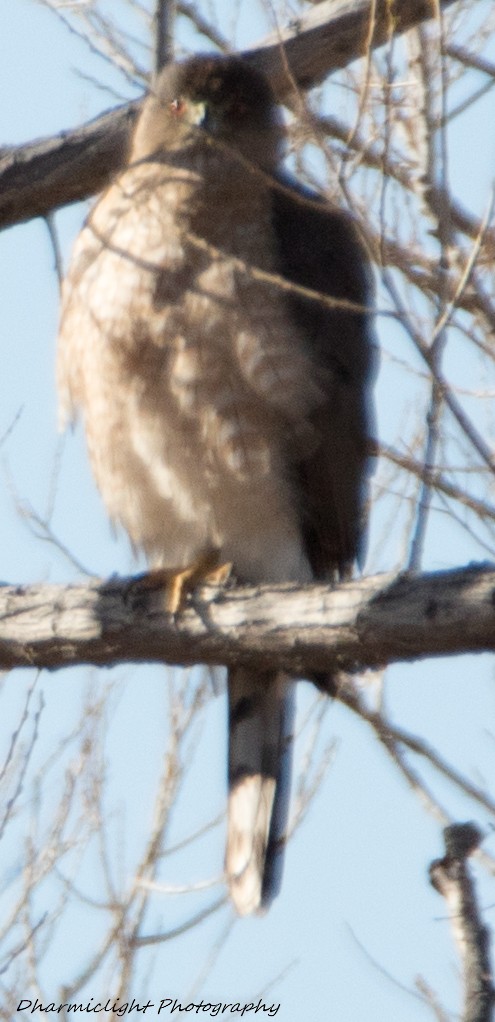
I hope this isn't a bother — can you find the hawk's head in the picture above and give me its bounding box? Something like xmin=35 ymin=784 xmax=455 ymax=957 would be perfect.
xmin=131 ymin=55 xmax=282 ymax=170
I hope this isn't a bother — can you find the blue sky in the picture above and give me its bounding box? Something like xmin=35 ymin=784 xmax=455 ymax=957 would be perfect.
xmin=2 ymin=1 xmax=495 ymax=1019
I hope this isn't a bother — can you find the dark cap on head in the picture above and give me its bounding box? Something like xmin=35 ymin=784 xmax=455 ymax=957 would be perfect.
xmin=131 ymin=54 xmax=282 ymax=167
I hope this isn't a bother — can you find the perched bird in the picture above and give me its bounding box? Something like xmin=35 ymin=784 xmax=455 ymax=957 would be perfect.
xmin=57 ymin=54 xmax=375 ymax=915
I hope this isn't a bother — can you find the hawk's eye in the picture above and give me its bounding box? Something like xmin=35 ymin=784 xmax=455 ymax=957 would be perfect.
xmin=169 ymin=98 xmax=185 ymax=116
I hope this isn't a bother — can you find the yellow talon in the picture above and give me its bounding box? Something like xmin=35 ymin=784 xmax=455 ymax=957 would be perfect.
xmin=133 ymin=548 xmax=232 ymax=615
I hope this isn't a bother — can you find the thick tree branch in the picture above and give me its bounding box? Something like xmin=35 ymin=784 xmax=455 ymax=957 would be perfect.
xmin=0 ymin=0 xmax=459 ymax=232
xmin=251 ymin=0 xmax=459 ymax=94
xmin=0 ymin=103 xmax=139 ymax=234
xmin=0 ymin=562 xmax=494 ymax=675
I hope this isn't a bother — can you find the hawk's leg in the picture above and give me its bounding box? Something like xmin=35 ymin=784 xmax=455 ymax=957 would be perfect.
xmin=132 ymin=548 xmax=232 ymax=615
xmin=164 ymin=548 xmax=232 ymax=614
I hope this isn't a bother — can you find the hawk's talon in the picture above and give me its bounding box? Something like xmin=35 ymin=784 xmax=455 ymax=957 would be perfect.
xmin=132 ymin=549 xmax=232 ymax=616
xmin=166 ymin=549 xmax=233 ymax=614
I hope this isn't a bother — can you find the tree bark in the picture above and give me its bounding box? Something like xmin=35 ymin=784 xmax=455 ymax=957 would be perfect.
xmin=430 ymin=825 xmax=495 ymax=1022
xmin=251 ymin=0 xmax=459 ymax=94
xmin=0 ymin=0 xmax=459 ymax=232
xmin=0 ymin=562 xmax=494 ymax=674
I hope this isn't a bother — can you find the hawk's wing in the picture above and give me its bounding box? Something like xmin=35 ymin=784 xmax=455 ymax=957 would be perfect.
xmin=226 ymin=181 xmax=376 ymax=915
xmin=271 ymin=177 xmax=376 ymax=580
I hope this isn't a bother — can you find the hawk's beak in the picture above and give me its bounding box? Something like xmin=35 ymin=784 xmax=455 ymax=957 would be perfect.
xmin=186 ymin=100 xmax=220 ymax=135
xmin=186 ymin=100 xmax=209 ymax=128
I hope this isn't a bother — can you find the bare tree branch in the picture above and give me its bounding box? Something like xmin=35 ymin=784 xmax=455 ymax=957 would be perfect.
xmin=251 ymin=0 xmax=460 ymax=96
xmin=154 ymin=0 xmax=176 ymax=73
xmin=430 ymin=824 xmax=495 ymax=1022
xmin=0 ymin=0 xmax=460 ymax=232
xmin=0 ymin=102 xmax=138 ymax=233
xmin=1 ymin=563 xmax=495 ymax=674
xmin=378 ymin=441 xmax=495 ymax=526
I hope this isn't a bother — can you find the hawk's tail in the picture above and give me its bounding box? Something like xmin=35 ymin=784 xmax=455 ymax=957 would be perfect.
xmin=225 ymin=667 xmax=294 ymax=915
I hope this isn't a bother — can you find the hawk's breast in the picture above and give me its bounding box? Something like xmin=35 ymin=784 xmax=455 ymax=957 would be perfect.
xmin=57 ymin=154 xmax=321 ymax=583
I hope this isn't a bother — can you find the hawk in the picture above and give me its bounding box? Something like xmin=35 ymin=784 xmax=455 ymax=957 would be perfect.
xmin=57 ymin=55 xmax=375 ymax=915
